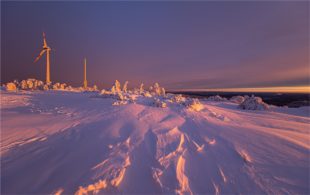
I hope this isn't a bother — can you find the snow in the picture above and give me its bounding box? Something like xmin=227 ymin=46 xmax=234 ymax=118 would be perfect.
xmin=1 ymin=89 xmax=309 ymax=194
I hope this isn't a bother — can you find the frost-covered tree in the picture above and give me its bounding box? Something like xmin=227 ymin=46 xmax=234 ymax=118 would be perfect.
xmin=139 ymin=83 xmax=144 ymax=94
xmin=43 ymin=84 xmax=49 ymax=90
xmin=6 ymin=83 xmax=17 ymax=91
xmin=115 ymin=80 xmax=121 ymax=93
xmin=123 ymin=81 xmax=128 ymax=93
xmin=60 ymin=83 xmax=67 ymax=90
xmin=161 ymin=87 xmax=166 ymax=96
xmin=93 ymin=85 xmax=98 ymax=91
xmin=26 ymin=79 xmax=34 ymax=89
xmin=53 ymin=83 xmax=60 ymax=90
xmin=111 ymin=86 xmax=116 ymax=94
xmin=20 ymin=80 xmax=27 ymax=90
xmin=154 ymin=83 xmax=161 ymax=95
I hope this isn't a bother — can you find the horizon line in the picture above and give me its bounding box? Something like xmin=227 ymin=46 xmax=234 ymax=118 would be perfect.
xmin=167 ymin=86 xmax=310 ymax=94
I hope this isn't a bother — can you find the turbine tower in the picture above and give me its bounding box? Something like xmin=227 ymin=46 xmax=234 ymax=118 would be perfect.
xmin=34 ymin=32 xmax=52 ymax=84
xmin=83 ymin=58 xmax=88 ymax=89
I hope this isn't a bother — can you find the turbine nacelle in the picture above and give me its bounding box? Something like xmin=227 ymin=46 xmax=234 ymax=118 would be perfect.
xmin=34 ymin=32 xmax=52 ymax=84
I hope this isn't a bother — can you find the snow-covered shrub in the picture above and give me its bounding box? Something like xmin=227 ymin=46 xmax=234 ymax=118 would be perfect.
xmin=239 ymin=95 xmax=269 ymax=110
xmin=153 ymin=98 xmax=167 ymax=108
xmin=186 ymin=98 xmax=204 ymax=111
xmin=230 ymin=96 xmax=245 ymax=104
xmin=43 ymin=84 xmax=50 ymax=90
xmin=53 ymin=83 xmax=60 ymax=90
xmin=207 ymin=95 xmax=227 ymax=101
xmin=5 ymin=82 xmax=17 ymax=91
xmin=171 ymin=94 xmax=187 ymax=104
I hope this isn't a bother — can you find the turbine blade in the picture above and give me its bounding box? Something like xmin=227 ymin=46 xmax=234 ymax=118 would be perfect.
xmin=34 ymin=50 xmax=46 ymax=63
xmin=43 ymin=32 xmax=48 ymax=48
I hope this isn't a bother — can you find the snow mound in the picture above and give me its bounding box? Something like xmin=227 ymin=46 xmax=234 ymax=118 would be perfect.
xmin=207 ymin=95 xmax=227 ymax=101
xmin=239 ymin=95 xmax=269 ymax=110
xmin=230 ymin=95 xmax=245 ymax=104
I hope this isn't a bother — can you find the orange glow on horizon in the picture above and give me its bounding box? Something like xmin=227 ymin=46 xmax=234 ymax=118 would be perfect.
xmin=173 ymin=86 xmax=310 ymax=93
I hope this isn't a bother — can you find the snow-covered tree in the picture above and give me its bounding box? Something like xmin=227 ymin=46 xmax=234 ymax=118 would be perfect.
xmin=161 ymin=87 xmax=166 ymax=96
xmin=53 ymin=83 xmax=60 ymax=90
xmin=139 ymin=83 xmax=144 ymax=94
xmin=239 ymin=95 xmax=269 ymax=110
xmin=5 ymin=83 xmax=17 ymax=91
xmin=154 ymin=83 xmax=161 ymax=95
xmin=93 ymin=85 xmax=98 ymax=91
xmin=115 ymin=80 xmax=121 ymax=93
xmin=186 ymin=98 xmax=204 ymax=111
xmin=20 ymin=80 xmax=27 ymax=90
xmin=123 ymin=81 xmax=128 ymax=93
xmin=26 ymin=79 xmax=34 ymax=89
xmin=111 ymin=86 xmax=116 ymax=94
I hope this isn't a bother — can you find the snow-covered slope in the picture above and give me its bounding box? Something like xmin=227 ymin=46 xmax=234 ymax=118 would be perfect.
xmin=1 ymin=90 xmax=309 ymax=194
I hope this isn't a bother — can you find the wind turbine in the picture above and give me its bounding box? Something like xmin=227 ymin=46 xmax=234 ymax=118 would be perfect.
xmin=83 ymin=58 xmax=88 ymax=89
xmin=34 ymin=32 xmax=52 ymax=84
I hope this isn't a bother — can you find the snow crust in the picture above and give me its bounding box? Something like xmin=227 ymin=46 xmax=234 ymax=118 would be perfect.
xmin=1 ymin=82 xmax=309 ymax=194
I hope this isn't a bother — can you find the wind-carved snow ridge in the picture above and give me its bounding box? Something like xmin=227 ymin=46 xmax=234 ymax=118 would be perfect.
xmin=75 ymin=180 xmax=107 ymax=195
xmin=176 ymin=152 xmax=192 ymax=195
xmin=219 ymin=167 xmax=227 ymax=183
xmin=153 ymin=127 xmax=193 ymax=194
xmin=236 ymin=148 xmax=252 ymax=164
xmin=75 ymin=137 xmax=132 ymax=194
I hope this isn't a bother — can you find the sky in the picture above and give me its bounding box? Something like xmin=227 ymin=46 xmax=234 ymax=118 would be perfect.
xmin=1 ymin=1 xmax=309 ymax=92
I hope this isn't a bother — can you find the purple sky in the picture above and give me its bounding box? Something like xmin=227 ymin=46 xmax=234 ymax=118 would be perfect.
xmin=2 ymin=1 xmax=309 ymax=90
